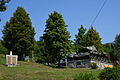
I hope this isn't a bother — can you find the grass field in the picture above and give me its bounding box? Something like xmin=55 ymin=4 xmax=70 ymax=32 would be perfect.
xmin=0 ymin=61 xmax=101 ymax=80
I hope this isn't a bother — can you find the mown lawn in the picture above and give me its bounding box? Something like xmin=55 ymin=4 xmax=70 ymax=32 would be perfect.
xmin=0 ymin=61 xmax=101 ymax=80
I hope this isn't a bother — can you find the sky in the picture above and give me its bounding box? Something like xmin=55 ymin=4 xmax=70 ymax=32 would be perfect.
xmin=0 ymin=0 xmax=120 ymax=44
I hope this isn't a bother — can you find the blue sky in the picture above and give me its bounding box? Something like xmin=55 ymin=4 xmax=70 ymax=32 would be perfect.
xmin=0 ymin=0 xmax=120 ymax=43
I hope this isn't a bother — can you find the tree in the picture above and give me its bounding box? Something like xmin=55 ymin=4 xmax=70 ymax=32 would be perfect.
xmin=0 ymin=40 xmax=8 ymax=55
xmin=114 ymin=34 xmax=120 ymax=61
xmin=2 ymin=7 xmax=35 ymax=60
xmin=103 ymin=43 xmax=112 ymax=53
xmin=0 ymin=0 xmax=11 ymax=12
xmin=70 ymin=41 xmax=76 ymax=52
xmin=34 ymin=37 xmax=47 ymax=63
xmin=74 ymin=25 xmax=86 ymax=53
xmin=42 ymin=11 xmax=71 ymax=66
xmin=109 ymin=34 xmax=120 ymax=63
xmin=0 ymin=0 xmax=11 ymax=21
xmin=85 ymin=26 xmax=103 ymax=52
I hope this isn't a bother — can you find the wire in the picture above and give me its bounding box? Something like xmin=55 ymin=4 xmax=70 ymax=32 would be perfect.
xmin=91 ymin=0 xmax=108 ymax=26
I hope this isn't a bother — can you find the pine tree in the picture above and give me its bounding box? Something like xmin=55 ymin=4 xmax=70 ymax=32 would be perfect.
xmin=85 ymin=26 xmax=103 ymax=52
xmin=42 ymin=11 xmax=71 ymax=66
xmin=0 ymin=0 xmax=11 ymax=21
xmin=0 ymin=0 xmax=11 ymax=12
xmin=35 ymin=37 xmax=47 ymax=63
xmin=111 ymin=34 xmax=120 ymax=61
xmin=2 ymin=7 xmax=35 ymax=60
xmin=74 ymin=25 xmax=86 ymax=53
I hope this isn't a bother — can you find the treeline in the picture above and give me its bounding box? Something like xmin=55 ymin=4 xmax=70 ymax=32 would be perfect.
xmin=0 ymin=7 xmax=120 ymax=65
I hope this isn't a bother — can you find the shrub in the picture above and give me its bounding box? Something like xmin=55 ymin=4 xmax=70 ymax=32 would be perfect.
xmin=90 ymin=62 xmax=98 ymax=69
xmin=74 ymin=72 xmax=97 ymax=80
xmin=99 ymin=66 xmax=120 ymax=80
xmin=0 ymin=54 xmax=6 ymax=64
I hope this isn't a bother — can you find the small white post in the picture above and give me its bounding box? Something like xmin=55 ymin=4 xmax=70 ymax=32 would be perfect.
xmin=10 ymin=51 xmax=12 ymax=64
xmin=10 ymin=51 xmax=12 ymax=55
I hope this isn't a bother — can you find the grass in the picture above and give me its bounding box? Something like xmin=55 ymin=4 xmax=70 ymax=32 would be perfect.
xmin=0 ymin=61 xmax=101 ymax=80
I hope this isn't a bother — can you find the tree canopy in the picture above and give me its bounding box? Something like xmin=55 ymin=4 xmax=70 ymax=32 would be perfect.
xmin=2 ymin=7 xmax=35 ymax=60
xmin=0 ymin=0 xmax=11 ymax=12
xmin=109 ymin=34 xmax=120 ymax=62
xmin=42 ymin=11 xmax=71 ymax=65
xmin=85 ymin=26 xmax=103 ymax=52
xmin=74 ymin=25 xmax=86 ymax=53
xmin=74 ymin=26 xmax=103 ymax=53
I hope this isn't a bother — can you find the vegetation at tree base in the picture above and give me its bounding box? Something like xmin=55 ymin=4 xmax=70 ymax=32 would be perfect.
xmin=90 ymin=62 xmax=98 ymax=69
xmin=30 ymin=40 xmax=41 ymax=62
xmin=85 ymin=26 xmax=103 ymax=52
xmin=99 ymin=66 xmax=120 ymax=80
xmin=0 ymin=0 xmax=11 ymax=12
xmin=0 ymin=40 xmax=8 ymax=55
xmin=35 ymin=37 xmax=47 ymax=64
xmin=74 ymin=72 xmax=97 ymax=80
xmin=74 ymin=25 xmax=86 ymax=53
xmin=0 ymin=54 xmax=6 ymax=64
xmin=42 ymin=11 xmax=71 ymax=66
xmin=2 ymin=7 xmax=35 ymax=60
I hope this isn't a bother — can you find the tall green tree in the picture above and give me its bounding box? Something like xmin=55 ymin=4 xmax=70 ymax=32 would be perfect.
xmin=110 ymin=34 xmax=120 ymax=62
xmin=85 ymin=26 xmax=103 ymax=52
xmin=0 ymin=0 xmax=11 ymax=11
xmin=34 ymin=37 xmax=47 ymax=63
xmin=74 ymin=25 xmax=86 ymax=53
xmin=2 ymin=7 xmax=35 ymax=60
xmin=42 ymin=11 xmax=71 ymax=66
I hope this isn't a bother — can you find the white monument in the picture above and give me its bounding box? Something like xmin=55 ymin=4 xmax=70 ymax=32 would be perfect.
xmin=6 ymin=51 xmax=18 ymax=66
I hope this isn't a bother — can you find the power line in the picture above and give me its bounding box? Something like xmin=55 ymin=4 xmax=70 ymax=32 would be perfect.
xmin=91 ymin=0 xmax=108 ymax=26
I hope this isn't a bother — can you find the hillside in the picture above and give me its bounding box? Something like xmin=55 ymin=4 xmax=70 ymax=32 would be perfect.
xmin=0 ymin=61 xmax=101 ymax=80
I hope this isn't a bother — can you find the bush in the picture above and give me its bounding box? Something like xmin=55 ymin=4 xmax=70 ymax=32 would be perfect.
xmin=99 ymin=66 xmax=120 ymax=80
xmin=74 ymin=72 xmax=97 ymax=80
xmin=0 ymin=54 xmax=6 ymax=64
xmin=90 ymin=62 xmax=98 ymax=69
